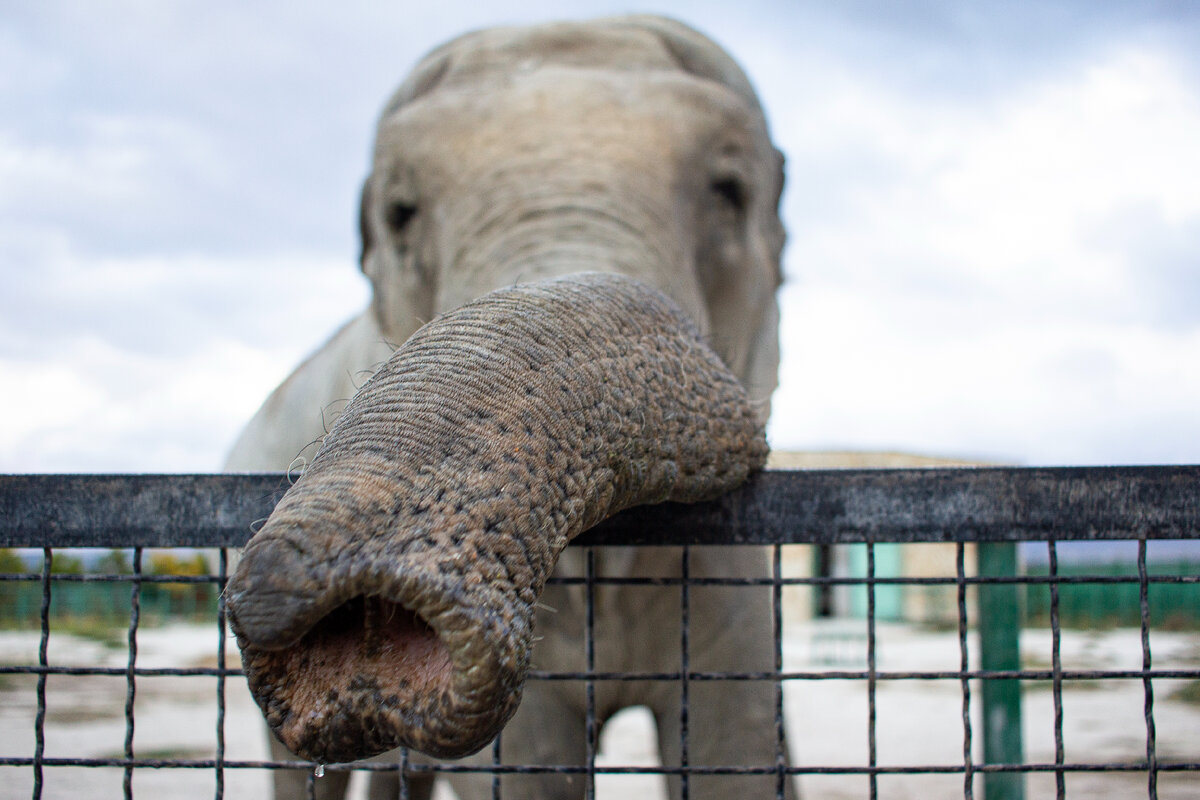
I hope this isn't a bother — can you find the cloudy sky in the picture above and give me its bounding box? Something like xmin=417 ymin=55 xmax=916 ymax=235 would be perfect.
xmin=2 ymin=1 xmax=1198 ymax=472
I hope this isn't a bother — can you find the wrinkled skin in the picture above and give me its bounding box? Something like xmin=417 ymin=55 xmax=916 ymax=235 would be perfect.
xmin=225 ymin=15 xmax=795 ymax=800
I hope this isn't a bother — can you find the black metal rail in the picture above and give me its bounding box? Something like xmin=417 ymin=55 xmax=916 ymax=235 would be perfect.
xmin=2 ymin=466 xmax=1197 ymax=548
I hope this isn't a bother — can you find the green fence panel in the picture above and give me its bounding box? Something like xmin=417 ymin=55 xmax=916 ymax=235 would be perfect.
xmin=1025 ymin=561 xmax=1200 ymax=628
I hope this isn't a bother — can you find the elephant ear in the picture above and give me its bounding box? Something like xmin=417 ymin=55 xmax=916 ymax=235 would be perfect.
xmin=358 ymin=174 xmax=435 ymax=347
xmin=357 ymin=43 xmax=460 ymax=343
xmin=357 ymin=176 xmax=375 ymax=268
xmin=743 ymin=290 xmax=780 ymax=425
xmin=379 ymin=48 xmax=454 ymax=119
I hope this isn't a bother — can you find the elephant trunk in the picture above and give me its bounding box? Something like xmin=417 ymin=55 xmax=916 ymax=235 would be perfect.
xmin=225 ymin=272 xmax=767 ymax=764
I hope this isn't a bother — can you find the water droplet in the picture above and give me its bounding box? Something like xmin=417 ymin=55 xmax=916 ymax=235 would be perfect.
xmin=314 ymin=764 xmax=325 ymax=778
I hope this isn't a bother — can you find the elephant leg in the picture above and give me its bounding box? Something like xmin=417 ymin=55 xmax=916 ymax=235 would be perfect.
xmin=268 ymin=733 xmax=350 ymax=800
xmin=444 ymin=677 xmax=588 ymax=800
xmin=649 ymin=546 xmax=799 ymax=800
xmin=268 ymin=734 xmax=432 ymax=799
xmin=367 ymin=770 xmax=434 ymax=800
xmin=654 ymin=679 xmax=797 ymax=800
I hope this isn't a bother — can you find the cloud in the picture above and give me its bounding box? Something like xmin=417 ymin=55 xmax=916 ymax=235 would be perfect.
xmin=0 ymin=337 xmax=285 ymax=472
xmin=769 ymin=279 xmax=1200 ymax=464
xmin=1083 ymin=206 xmax=1200 ymax=331
xmin=0 ymin=116 xmax=242 ymax=255
xmin=0 ymin=229 xmax=368 ymax=352
xmin=767 ymin=43 xmax=1200 ymax=464
xmin=0 ymin=240 xmax=369 ymax=472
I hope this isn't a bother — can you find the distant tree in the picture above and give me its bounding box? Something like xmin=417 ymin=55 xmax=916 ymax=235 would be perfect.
xmin=95 ymin=549 xmax=132 ymax=575
xmin=0 ymin=549 xmax=30 ymax=622
xmin=49 ymin=552 xmax=84 ymax=575
xmin=0 ymin=548 xmax=28 ymax=574
xmin=147 ymin=550 xmax=214 ymax=617
xmin=148 ymin=550 xmax=209 ymax=577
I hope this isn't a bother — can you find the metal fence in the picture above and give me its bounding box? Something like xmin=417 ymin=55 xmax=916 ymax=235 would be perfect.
xmin=1 ymin=467 xmax=1198 ymax=799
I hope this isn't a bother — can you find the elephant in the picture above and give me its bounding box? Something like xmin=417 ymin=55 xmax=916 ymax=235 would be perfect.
xmin=224 ymin=15 xmax=795 ymax=800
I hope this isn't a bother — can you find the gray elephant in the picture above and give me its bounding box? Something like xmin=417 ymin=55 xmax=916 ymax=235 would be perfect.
xmin=224 ymin=15 xmax=795 ymax=800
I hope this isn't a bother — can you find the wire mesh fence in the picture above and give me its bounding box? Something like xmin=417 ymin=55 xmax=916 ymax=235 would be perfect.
xmin=1 ymin=467 xmax=1198 ymax=799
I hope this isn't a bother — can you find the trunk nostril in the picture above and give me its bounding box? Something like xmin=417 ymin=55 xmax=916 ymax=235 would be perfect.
xmin=246 ymin=591 xmax=459 ymax=762
xmin=293 ymin=595 xmax=452 ymax=697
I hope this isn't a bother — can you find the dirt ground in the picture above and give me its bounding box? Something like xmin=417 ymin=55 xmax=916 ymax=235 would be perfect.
xmin=1 ymin=620 xmax=1197 ymax=799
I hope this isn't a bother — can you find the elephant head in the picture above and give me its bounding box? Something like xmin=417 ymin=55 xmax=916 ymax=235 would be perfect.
xmin=225 ymin=15 xmax=785 ymax=766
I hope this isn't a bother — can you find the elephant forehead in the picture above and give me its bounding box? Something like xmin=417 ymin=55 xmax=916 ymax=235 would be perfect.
xmin=437 ymin=22 xmax=683 ymax=81
xmin=384 ymin=16 xmax=764 ymax=117
xmin=378 ymin=69 xmax=760 ymax=175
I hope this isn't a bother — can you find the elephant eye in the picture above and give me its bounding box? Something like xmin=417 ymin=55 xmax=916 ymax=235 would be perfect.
xmin=386 ymin=201 xmax=418 ymax=232
xmin=710 ymin=177 xmax=746 ymax=213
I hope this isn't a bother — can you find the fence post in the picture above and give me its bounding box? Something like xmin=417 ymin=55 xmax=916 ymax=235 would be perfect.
xmin=977 ymin=541 xmax=1025 ymax=800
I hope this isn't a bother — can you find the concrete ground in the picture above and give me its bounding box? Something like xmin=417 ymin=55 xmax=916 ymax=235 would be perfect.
xmin=1 ymin=620 xmax=1197 ymax=799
